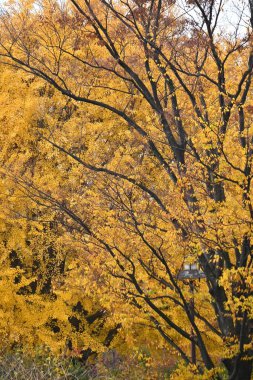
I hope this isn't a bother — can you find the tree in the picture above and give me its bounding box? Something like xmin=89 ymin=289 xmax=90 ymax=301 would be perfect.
xmin=0 ymin=65 xmax=126 ymax=361
xmin=0 ymin=0 xmax=252 ymax=378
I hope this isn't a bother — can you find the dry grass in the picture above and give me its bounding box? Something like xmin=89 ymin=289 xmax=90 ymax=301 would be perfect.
xmin=0 ymin=349 xmax=170 ymax=379
xmin=0 ymin=352 xmax=98 ymax=380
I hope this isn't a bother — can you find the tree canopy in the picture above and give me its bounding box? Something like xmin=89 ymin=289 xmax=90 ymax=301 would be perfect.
xmin=0 ymin=0 xmax=252 ymax=379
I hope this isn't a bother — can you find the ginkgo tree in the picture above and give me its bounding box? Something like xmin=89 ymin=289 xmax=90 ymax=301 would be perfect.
xmin=0 ymin=67 xmax=132 ymax=363
xmin=0 ymin=0 xmax=252 ymax=379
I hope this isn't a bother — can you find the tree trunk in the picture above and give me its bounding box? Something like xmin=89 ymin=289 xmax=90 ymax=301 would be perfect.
xmin=224 ymin=357 xmax=252 ymax=380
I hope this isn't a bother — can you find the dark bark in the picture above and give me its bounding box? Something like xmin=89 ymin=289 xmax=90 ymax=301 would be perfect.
xmin=224 ymin=357 xmax=253 ymax=380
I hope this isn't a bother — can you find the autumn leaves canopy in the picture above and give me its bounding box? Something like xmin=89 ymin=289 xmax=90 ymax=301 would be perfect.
xmin=0 ymin=0 xmax=252 ymax=379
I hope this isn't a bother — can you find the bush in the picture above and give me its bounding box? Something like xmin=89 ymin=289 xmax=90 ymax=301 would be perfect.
xmin=0 ymin=351 xmax=97 ymax=380
xmin=0 ymin=347 xmax=171 ymax=379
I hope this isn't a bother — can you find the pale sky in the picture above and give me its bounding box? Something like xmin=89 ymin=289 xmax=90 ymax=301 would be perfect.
xmin=176 ymin=0 xmax=250 ymax=39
